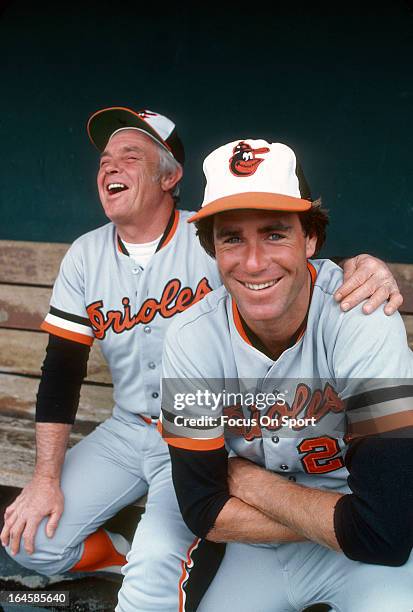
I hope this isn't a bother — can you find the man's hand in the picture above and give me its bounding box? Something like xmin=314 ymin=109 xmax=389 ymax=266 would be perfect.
xmin=334 ymin=255 xmax=403 ymax=315
xmin=1 ymin=476 xmax=64 ymax=556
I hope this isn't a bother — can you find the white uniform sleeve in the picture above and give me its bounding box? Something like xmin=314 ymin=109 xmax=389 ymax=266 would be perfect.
xmin=333 ymin=306 xmax=413 ymax=438
xmin=160 ymin=319 xmax=226 ymax=452
xmin=41 ymin=241 xmax=94 ymax=346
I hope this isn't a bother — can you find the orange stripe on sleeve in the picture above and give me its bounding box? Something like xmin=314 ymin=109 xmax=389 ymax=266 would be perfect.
xmin=347 ymin=410 xmax=413 ymax=439
xmin=41 ymin=321 xmax=94 ymax=346
xmin=163 ymin=436 xmax=225 ymax=451
xmin=158 ymin=420 xmax=224 ymax=451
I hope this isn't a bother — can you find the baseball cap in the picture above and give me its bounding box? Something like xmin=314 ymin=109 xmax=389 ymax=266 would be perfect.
xmin=87 ymin=106 xmax=185 ymax=165
xmin=188 ymin=139 xmax=312 ymax=222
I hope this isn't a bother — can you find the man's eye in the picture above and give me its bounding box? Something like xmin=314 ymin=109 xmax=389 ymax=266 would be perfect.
xmin=225 ymin=236 xmax=242 ymax=244
xmin=126 ymin=156 xmax=138 ymax=161
xmin=269 ymin=233 xmax=283 ymax=241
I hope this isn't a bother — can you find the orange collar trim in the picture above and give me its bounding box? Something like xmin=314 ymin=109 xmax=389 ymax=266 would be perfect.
xmin=157 ymin=209 xmax=179 ymax=251
xmin=116 ymin=209 xmax=180 ymax=256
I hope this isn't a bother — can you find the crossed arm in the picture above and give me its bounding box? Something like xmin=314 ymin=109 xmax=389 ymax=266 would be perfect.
xmin=170 ymin=437 xmax=413 ymax=567
xmin=210 ymin=458 xmax=341 ymax=549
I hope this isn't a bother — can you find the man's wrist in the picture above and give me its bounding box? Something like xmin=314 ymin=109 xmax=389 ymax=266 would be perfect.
xmin=33 ymin=470 xmax=61 ymax=482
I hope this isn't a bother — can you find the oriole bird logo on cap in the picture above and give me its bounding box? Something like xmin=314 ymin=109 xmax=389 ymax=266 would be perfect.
xmin=229 ymin=141 xmax=270 ymax=177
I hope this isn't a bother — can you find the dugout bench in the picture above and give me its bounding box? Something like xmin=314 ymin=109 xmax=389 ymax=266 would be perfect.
xmin=0 ymin=240 xmax=412 ymax=611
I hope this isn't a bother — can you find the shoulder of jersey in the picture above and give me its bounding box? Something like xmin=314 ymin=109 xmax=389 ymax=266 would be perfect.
xmin=178 ymin=209 xmax=196 ymax=223
xmin=166 ymin=285 xmax=228 ymax=338
xmin=68 ymin=222 xmax=114 ymax=252
xmin=314 ymin=259 xmax=410 ymax=352
xmin=176 ymin=209 xmax=199 ymax=236
xmin=311 ymin=258 xmax=344 ymax=298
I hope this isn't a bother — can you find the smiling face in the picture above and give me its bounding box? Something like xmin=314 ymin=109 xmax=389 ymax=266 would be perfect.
xmin=97 ymin=129 xmax=171 ymax=226
xmin=213 ymin=209 xmax=317 ymax=336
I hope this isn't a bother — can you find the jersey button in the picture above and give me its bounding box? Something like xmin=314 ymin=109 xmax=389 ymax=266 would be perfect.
xmin=144 ymin=326 xmax=151 ymax=334
xmin=280 ymin=464 xmax=289 ymax=471
xmin=271 ymin=436 xmax=280 ymax=444
xmin=148 ymin=362 xmax=156 ymax=370
xmin=152 ymin=392 xmax=159 ymax=399
xmin=132 ymin=267 xmax=141 ymax=274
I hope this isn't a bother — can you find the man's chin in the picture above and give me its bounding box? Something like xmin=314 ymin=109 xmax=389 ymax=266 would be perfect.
xmin=237 ymin=301 xmax=284 ymax=326
xmin=101 ymin=203 xmax=128 ymax=225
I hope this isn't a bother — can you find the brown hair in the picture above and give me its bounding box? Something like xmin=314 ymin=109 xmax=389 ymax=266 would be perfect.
xmin=195 ymin=199 xmax=329 ymax=259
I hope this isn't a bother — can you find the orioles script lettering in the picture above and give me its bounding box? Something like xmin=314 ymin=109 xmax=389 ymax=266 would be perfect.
xmin=87 ymin=277 xmax=212 ymax=339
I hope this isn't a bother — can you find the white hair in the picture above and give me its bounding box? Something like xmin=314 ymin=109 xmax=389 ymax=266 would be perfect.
xmin=155 ymin=145 xmax=182 ymax=202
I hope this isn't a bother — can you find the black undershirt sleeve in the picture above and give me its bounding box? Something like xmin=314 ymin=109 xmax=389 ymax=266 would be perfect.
xmin=35 ymin=334 xmax=90 ymax=424
xmin=169 ymin=445 xmax=231 ymax=538
xmin=334 ymin=428 xmax=413 ymax=566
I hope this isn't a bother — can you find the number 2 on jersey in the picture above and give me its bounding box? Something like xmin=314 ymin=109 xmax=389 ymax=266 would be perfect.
xmin=297 ymin=436 xmax=344 ymax=474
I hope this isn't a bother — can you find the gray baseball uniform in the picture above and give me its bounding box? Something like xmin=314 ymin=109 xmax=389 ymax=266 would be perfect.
xmin=12 ymin=209 xmax=224 ymax=612
xmin=161 ymin=259 xmax=413 ymax=611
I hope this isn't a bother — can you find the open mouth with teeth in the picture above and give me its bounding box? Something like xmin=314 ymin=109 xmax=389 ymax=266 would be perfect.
xmin=107 ymin=182 xmax=129 ymax=195
xmin=240 ymin=278 xmax=281 ymax=291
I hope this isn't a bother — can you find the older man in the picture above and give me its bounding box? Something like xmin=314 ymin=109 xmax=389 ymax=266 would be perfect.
xmin=1 ymin=109 xmax=404 ymax=612
xmin=161 ymin=139 xmax=413 ymax=611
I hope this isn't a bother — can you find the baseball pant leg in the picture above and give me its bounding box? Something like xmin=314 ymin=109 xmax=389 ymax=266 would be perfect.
xmin=9 ymin=415 xmax=149 ymax=575
xmin=198 ymin=542 xmax=294 ymax=612
xmin=117 ymin=425 xmax=225 ymax=612
xmin=326 ymin=550 xmax=413 ymax=612
xmin=276 ymin=541 xmax=413 ymax=612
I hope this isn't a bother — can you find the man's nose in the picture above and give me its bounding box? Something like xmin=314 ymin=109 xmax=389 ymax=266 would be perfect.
xmin=105 ymin=159 xmax=121 ymax=174
xmin=243 ymin=242 xmax=269 ymax=274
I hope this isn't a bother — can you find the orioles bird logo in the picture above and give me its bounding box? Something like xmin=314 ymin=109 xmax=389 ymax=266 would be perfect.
xmin=229 ymin=141 xmax=270 ymax=177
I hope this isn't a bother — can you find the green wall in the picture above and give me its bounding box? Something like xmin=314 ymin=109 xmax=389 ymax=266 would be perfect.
xmin=1 ymin=1 xmax=412 ymax=261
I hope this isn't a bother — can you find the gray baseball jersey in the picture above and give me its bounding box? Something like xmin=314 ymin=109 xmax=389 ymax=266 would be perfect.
xmin=161 ymin=258 xmax=413 ymax=491
xmin=41 ymin=209 xmax=221 ymax=419
xmin=161 ymin=257 xmax=413 ymax=610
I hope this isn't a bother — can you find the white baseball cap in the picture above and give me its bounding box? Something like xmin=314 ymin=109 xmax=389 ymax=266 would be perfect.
xmin=188 ymin=139 xmax=311 ymax=222
xmin=87 ymin=106 xmax=185 ymax=164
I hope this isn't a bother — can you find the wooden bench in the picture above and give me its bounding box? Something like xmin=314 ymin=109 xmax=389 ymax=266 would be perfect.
xmin=0 ymin=240 xmax=114 ymax=489
xmin=0 ymin=239 xmax=412 ymax=488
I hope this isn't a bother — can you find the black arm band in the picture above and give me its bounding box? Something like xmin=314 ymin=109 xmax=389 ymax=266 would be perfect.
xmin=169 ymin=445 xmax=231 ymax=538
xmin=334 ymin=429 xmax=413 ymax=566
xmin=35 ymin=334 xmax=90 ymax=424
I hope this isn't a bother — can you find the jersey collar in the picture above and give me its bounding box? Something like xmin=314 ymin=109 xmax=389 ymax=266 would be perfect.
xmin=232 ymin=261 xmax=317 ymax=358
xmin=116 ymin=208 xmax=180 ymax=256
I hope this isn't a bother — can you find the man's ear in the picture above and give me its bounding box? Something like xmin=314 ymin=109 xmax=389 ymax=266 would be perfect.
xmin=305 ymin=233 xmax=318 ymax=259
xmin=160 ymin=165 xmax=183 ymax=192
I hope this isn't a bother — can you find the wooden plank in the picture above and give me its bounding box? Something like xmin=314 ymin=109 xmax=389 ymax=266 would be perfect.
xmin=0 ymin=240 xmax=69 ymax=286
xmin=402 ymin=314 xmax=413 ymax=350
xmin=0 ymin=415 xmax=147 ymax=506
xmin=0 ymin=328 xmax=112 ymax=385
xmin=0 ymin=373 xmax=112 ymax=422
xmin=0 ymin=415 xmax=86 ymax=449
xmin=0 ymin=285 xmax=50 ymax=330
xmin=0 ymin=415 xmax=89 ymax=487
xmin=388 ymin=263 xmax=413 ymax=314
